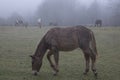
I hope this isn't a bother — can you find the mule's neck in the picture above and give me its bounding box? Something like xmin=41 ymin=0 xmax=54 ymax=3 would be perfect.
xmin=34 ymin=38 xmax=47 ymax=59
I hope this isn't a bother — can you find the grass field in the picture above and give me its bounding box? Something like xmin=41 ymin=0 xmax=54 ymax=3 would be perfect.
xmin=0 ymin=26 xmax=120 ymax=80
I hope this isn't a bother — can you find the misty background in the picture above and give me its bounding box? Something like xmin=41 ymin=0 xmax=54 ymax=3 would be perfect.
xmin=0 ymin=0 xmax=120 ymax=26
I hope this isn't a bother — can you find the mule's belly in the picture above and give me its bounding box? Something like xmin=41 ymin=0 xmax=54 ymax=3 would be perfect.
xmin=59 ymin=46 xmax=78 ymax=51
xmin=58 ymin=41 xmax=79 ymax=51
xmin=57 ymin=33 xmax=79 ymax=51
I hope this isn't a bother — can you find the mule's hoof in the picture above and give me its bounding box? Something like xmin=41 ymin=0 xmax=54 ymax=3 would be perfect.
xmin=56 ymin=69 xmax=59 ymax=72
xmin=83 ymin=72 xmax=88 ymax=75
xmin=53 ymin=73 xmax=57 ymax=76
xmin=94 ymin=73 xmax=98 ymax=77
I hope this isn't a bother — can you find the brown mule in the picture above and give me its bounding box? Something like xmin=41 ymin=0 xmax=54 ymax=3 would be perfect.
xmin=30 ymin=25 xmax=98 ymax=77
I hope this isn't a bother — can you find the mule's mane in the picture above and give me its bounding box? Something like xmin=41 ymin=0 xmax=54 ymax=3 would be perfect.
xmin=34 ymin=37 xmax=48 ymax=58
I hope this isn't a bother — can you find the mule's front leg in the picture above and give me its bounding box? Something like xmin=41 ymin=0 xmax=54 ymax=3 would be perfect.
xmin=47 ymin=50 xmax=59 ymax=76
xmin=47 ymin=51 xmax=56 ymax=72
xmin=53 ymin=50 xmax=59 ymax=76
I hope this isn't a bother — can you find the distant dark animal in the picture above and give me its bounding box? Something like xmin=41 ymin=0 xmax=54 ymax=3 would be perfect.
xmin=30 ymin=25 xmax=98 ymax=77
xmin=49 ymin=22 xmax=58 ymax=26
xmin=95 ymin=19 xmax=102 ymax=27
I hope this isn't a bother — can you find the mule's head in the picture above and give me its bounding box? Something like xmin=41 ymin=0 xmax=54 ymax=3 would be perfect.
xmin=30 ymin=55 xmax=42 ymax=76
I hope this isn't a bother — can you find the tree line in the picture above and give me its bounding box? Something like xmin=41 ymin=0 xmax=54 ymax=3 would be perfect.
xmin=0 ymin=0 xmax=120 ymax=26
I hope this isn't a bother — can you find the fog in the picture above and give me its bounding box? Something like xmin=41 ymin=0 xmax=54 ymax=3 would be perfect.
xmin=0 ymin=0 xmax=96 ymax=18
xmin=0 ymin=0 xmax=43 ymax=18
xmin=0 ymin=0 xmax=120 ymax=26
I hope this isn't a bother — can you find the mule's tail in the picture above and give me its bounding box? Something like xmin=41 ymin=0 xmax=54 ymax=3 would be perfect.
xmin=89 ymin=31 xmax=98 ymax=57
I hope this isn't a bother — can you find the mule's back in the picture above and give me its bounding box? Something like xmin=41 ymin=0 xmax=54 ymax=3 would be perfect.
xmin=44 ymin=26 xmax=92 ymax=51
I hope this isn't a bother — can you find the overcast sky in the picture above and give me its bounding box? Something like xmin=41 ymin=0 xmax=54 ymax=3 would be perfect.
xmin=0 ymin=0 xmax=107 ymax=18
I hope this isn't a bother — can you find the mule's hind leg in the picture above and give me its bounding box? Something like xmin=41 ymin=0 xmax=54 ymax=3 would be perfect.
xmin=82 ymin=49 xmax=90 ymax=75
xmin=90 ymin=51 xmax=97 ymax=77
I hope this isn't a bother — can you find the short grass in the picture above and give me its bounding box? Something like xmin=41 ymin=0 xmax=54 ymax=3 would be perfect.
xmin=0 ymin=26 xmax=120 ymax=80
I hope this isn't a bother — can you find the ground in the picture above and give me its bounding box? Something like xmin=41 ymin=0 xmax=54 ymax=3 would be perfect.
xmin=0 ymin=26 xmax=120 ymax=80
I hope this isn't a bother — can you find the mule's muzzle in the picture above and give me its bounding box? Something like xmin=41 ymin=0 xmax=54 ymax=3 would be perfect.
xmin=34 ymin=72 xmax=38 ymax=76
xmin=32 ymin=70 xmax=38 ymax=76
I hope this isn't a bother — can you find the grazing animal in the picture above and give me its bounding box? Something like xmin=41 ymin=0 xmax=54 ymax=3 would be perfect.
xmin=15 ymin=19 xmax=28 ymax=27
xmin=95 ymin=19 xmax=102 ymax=27
xmin=30 ymin=25 xmax=98 ymax=77
xmin=15 ymin=19 xmax=23 ymax=26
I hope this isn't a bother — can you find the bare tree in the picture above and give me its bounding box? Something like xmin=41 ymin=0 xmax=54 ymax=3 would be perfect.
xmin=87 ymin=0 xmax=101 ymax=25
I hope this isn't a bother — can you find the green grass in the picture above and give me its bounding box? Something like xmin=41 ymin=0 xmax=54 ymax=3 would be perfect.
xmin=0 ymin=26 xmax=120 ymax=80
